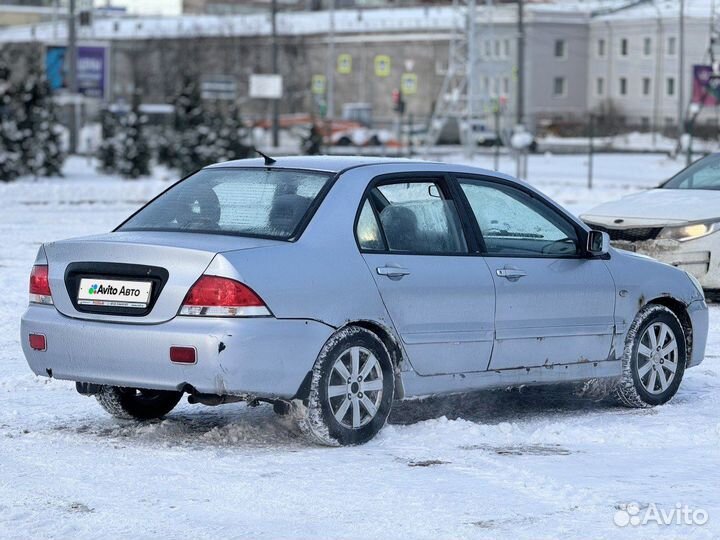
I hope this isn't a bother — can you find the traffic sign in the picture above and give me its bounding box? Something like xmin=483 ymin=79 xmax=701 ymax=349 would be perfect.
xmin=337 ymin=53 xmax=352 ymax=75
xmin=374 ymin=55 xmax=391 ymax=77
xmin=401 ymin=72 xmax=417 ymax=95
xmin=311 ymin=74 xmax=326 ymax=95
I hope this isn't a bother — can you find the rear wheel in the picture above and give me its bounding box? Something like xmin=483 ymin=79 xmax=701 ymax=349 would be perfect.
xmin=96 ymin=386 xmax=183 ymax=420
xmin=615 ymin=304 xmax=687 ymax=408
xmin=297 ymin=326 xmax=395 ymax=446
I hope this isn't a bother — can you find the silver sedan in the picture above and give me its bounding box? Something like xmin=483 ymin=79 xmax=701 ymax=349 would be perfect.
xmin=21 ymin=157 xmax=709 ymax=445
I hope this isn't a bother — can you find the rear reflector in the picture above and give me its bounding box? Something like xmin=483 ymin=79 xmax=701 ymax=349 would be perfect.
xmin=29 ymin=265 xmax=53 ymax=305
xmin=180 ymin=275 xmax=271 ymax=317
xmin=170 ymin=346 xmax=197 ymax=364
xmin=29 ymin=334 xmax=46 ymax=351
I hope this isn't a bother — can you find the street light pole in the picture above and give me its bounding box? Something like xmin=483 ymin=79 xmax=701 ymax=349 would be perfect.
xmin=326 ymin=0 xmax=336 ymax=122
xmin=465 ymin=0 xmax=477 ymax=159
xmin=67 ymin=0 xmax=78 ymax=154
xmin=678 ymin=0 xmax=686 ymax=139
xmin=686 ymin=103 xmax=700 ymax=166
xmin=271 ymin=0 xmax=279 ymax=148
xmin=516 ymin=0 xmax=525 ymax=126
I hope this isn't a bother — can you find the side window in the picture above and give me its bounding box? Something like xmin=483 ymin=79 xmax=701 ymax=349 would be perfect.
xmin=459 ymin=179 xmax=579 ymax=257
xmin=356 ymin=199 xmax=385 ymax=251
xmin=359 ymin=180 xmax=467 ymax=254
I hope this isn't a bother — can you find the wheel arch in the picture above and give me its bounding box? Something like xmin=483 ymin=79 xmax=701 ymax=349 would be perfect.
xmin=645 ymin=296 xmax=693 ymax=360
xmin=339 ymin=320 xmax=406 ymax=400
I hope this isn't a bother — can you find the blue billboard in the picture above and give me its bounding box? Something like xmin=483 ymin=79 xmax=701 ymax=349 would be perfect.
xmin=46 ymin=45 xmax=107 ymax=99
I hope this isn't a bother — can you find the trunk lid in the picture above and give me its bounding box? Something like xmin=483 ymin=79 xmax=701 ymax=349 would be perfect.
xmin=44 ymin=231 xmax=279 ymax=324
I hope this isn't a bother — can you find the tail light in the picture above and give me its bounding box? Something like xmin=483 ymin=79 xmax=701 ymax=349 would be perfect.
xmin=29 ymin=265 xmax=53 ymax=305
xmin=180 ymin=275 xmax=271 ymax=317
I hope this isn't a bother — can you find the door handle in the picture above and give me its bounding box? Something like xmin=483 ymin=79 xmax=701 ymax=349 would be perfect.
xmin=496 ymin=267 xmax=527 ymax=281
xmin=377 ymin=266 xmax=411 ymax=279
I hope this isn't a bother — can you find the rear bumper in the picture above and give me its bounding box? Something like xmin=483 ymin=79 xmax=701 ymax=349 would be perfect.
xmin=20 ymin=305 xmax=334 ymax=399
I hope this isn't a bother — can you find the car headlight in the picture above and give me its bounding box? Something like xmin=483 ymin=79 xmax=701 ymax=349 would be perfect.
xmin=657 ymin=221 xmax=720 ymax=242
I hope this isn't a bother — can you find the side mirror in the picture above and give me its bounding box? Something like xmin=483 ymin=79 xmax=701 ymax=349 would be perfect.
xmin=587 ymin=230 xmax=610 ymax=256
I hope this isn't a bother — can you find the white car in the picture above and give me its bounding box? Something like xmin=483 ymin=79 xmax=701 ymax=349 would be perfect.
xmin=581 ymin=154 xmax=720 ymax=300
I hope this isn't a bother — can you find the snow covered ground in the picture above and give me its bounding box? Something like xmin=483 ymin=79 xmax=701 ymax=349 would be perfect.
xmin=1 ymin=154 xmax=718 ymax=539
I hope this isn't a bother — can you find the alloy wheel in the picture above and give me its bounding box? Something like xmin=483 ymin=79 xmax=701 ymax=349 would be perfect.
xmin=327 ymin=346 xmax=384 ymax=429
xmin=637 ymin=322 xmax=679 ymax=395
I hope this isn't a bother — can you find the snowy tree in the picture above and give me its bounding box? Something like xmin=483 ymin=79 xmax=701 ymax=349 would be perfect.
xmin=0 ymin=55 xmax=23 ymax=182
xmin=115 ymin=92 xmax=151 ymax=179
xmin=159 ymin=78 xmax=251 ymax=175
xmin=96 ymin=109 xmax=118 ymax=173
xmin=15 ymin=62 xmax=65 ymax=178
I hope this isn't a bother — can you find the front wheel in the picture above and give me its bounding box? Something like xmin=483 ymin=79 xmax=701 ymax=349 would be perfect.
xmin=615 ymin=304 xmax=687 ymax=408
xmin=297 ymin=326 xmax=395 ymax=446
xmin=96 ymin=386 xmax=183 ymax=420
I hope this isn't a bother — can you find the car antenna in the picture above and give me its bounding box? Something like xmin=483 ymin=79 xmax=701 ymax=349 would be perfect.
xmin=254 ymin=148 xmax=276 ymax=166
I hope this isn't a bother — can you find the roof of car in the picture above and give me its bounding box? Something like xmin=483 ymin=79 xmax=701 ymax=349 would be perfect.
xmin=204 ymin=155 xmax=441 ymax=174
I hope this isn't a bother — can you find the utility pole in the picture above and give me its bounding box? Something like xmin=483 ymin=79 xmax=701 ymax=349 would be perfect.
xmin=52 ymin=0 xmax=59 ymax=41
xmin=464 ymin=0 xmax=477 ymax=158
xmin=493 ymin=103 xmax=500 ymax=171
xmin=516 ymin=0 xmax=525 ymax=126
xmin=271 ymin=0 xmax=279 ymax=148
xmin=68 ymin=0 xmax=78 ymax=155
xmin=326 ymin=0 xmax=336 ymax=122
xmin=678 ymin=0 xmax=685 ymax=139
xmin=587 ymin=114 xmax=595 ymax=189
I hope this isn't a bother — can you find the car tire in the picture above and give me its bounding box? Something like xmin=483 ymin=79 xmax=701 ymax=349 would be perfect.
xmin=96 ymin=386 xmax=183 ymax=420
xmin=614 ymin=304 xmax=687 ymax=408
xmin=297 ymin=326 xmax=395 ymax=446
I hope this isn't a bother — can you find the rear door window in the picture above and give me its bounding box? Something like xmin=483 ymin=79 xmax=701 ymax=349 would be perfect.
xmin=356 ymin=179 xmax=468 ymax=254
xmin=119 ymin=168 xmax=332 ymax=239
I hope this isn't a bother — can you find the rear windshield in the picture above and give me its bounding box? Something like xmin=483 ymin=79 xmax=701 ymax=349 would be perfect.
xmin=119 ymin=168 xmax=332 ymax=239
xmin=662 ymin=154 xmax=720 ymax=190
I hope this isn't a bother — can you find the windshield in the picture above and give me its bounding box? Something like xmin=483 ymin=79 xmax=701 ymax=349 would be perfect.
xmin=663 ymin=154 xmax=720 ymax=190
xmin=119 ymin=168 xmax=332 ymax=239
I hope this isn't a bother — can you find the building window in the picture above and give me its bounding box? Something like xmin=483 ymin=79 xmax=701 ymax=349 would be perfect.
xmin=664 ymin=116 xmax=674 ymax=128
xmin=667 ymin=36 xmax=677 ymax=56
xmin=554 ymin=39 xmax=567 ymax=58
xmin=642 ymin=77 xmax=651 ymax=96
xmin=666 ymin=77 xmax=675 ymax=96
xmin=495 ymin=40 xmax=501 ymax=58
xmin=553 ymin=76 xmax=566 ymax=96
xmin=503 ymin=77 xmax=510 ymax=94
xmin=485 ymin=40 xmax=492 ymax=58
xmin=619 ymin=77 xmax=628 ymax=96
xmin=597 ymin=38 xmax=606 ymax=57
xmin=596 ymin=77 xmax=605 ymax=96
xmin=643 ymin=37 xmax=652 ymax=56
xmin=641 ymin=117 xmax=650 ymax=130
xmin=620 ymin=38 xmax=629 ymax=56
xmin=504 ymin=39 xmax=511 ymax=57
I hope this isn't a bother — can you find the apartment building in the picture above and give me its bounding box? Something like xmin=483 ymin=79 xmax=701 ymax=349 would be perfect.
xmin=589 ymin=0 xmax=714 ymax=132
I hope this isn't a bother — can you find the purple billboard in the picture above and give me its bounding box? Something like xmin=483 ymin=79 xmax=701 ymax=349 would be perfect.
xmin=692 ymin=65 xmax=720 ymax=106
xmin=46 ymin=45 xmax=107 ymax=99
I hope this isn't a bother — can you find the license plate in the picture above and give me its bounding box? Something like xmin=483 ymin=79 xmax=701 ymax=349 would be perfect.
xmin=77 ymin=278 xmax=153 ymax=308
